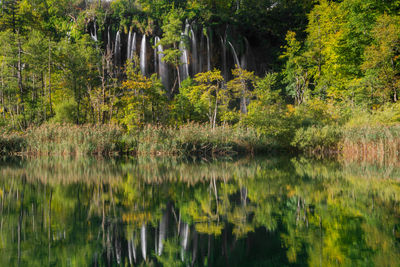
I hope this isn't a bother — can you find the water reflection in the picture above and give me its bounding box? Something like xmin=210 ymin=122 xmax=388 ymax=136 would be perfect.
xmin=0 ymin=156 xmax=399 ymax=266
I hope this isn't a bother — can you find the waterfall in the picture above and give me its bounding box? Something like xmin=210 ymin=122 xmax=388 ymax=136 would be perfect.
xmin=114 ymin=31 xmax=121 ymax=66
xmin=158 ymin=210 xmax=168 ymax=256
xmin=141 ymin=224 xmax=146 ymax=261
xmin=206 ymin=33 xmax=211 ymax=71
xmin=154 ymin=37 xmax=158 ymax=75
xmin=228 ymin=41 xmax=241 ymax=68
xmin=221 ymin=36 xmax=227 ymax=79
xmin=107 ymin=27 xmax=111 ymax=52
xmin=130 ymin=32 xmax=137 ymax=60
xmin=90 ymin=20 xmax=98 ymax=42
xmin=180 ymin=223 xmax=190 ymax=261
xmin=190 ymin=27 xmax=198 ymax=75
xmin=140 ymin=35 xmax=147 ymax=76
xmin=179 ymin=22 xmax=190 ymax=82
xmin=127 ymin=30 xmax=132 ymax=60
xmin=241 ymin=37 xmax=250 ymax=69
xmin=155 ymin=36 xmax=169 ymax=90
xmin=229 ymin=41 xmax=248 ymax=114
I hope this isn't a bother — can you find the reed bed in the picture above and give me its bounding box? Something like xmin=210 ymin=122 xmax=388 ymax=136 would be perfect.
xmin=134 ymin=123 xmax=272 ymax=156
xmin=21 ymin=123 xmax=123 ymax=156
xmin=341 ymin=125 xmax=400 ymax=162
xmin=0 ymin=123 xmax=272 ymax=157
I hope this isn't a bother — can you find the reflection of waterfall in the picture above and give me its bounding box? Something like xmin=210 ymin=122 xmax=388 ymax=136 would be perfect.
xmin=115 ymin=237 xmax=121 ymax=264
xmin=128 ymin=236 xmax=137 ymax=264
xmin=155 ymin=37 xmax=169 ymax=90
xmin=140 ymin=35 xmax=147 ymax=76
xmin=114 ymin=31 xmax=121 ymax=66
xmin=192 ymin=230 xmax=198 ymax=266
xmin=241 ymin=187 xmax=248 ymax=206
xmin=180 ymin=223 xmax=190 ymax=261
xmin=158 ymin=210 xmax=168 ymax=256
xmin=190 ymin=27 xmax=198 ymax=75
xmin=141 ymin=224 xmax=147 ymax=261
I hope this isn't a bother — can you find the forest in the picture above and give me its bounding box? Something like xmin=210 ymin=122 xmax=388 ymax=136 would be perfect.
xmin=0 ymin=0 xmax=399 ymax=156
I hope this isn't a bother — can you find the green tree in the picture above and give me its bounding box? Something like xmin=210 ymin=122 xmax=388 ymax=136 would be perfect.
xmin=362 ymin=14 xmax=400 ymax=103
xmin=157 ymin=9 xmax=183 ymax=93
xmin=189 ymin=69 xmax=226 ymax=128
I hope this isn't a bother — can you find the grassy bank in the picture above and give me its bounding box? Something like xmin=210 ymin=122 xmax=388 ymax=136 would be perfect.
xmin=289 ymin=104 xmax=400 ymax=160
xmin=0 ymin=123 xmax=273 ymax=157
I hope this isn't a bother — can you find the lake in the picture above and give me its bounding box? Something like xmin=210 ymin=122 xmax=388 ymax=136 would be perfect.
xmin=0 ymin=156 xmax=399 ymax=266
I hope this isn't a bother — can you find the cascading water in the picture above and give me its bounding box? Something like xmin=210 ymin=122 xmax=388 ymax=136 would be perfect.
xmin=199 ymin=31 xmax=204 ymax=73
xmin=155 ymin=36 xmax=169 ymax=91
xmin=127 ymin=30 xmax=132 ymax=60
xmin=107 ymin=27 xmax=111 ymax=52
xmin=206 ymin=33 xmax=211 ymax=71
xmin=221 ymin=36 xmax=227 ymax=79
xmin=140 ymin=35 xmax=147 ymax=76
xmin=190 ymin=27 xmax=198 ymax=75
xmin=241 ymin=37 xmax=250 ymax=69
xmin=179 ymin=22 xmax=190 ymax=82
xmin=114 ymin=31 xmax=121 ymax=66
xmin=228 ymin=41 xmax=241 ymax=68
xmin=130 ymin=32 xmax=137 ymax=60
xmin=154 ymin=37 xmax=158 ymax=75
xmin=229 ymin=41 xmax=248 ymax=114
xmin=90 ymin=20 xmax=98 ymax=42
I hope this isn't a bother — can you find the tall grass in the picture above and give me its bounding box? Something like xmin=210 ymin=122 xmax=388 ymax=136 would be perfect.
xmin=22 ymin=123 xmax=123 ymax=156
xmin=1 ymin=123 xmax=272 ymax=157
xmin=341 ymin=125 xmax=400 ymax=163
xmin=126 ymin=123 xmax=272 ymax=156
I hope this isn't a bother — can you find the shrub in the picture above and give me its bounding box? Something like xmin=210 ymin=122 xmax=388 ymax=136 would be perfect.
xmin=291 ymin=125 xmax=342 ymax=154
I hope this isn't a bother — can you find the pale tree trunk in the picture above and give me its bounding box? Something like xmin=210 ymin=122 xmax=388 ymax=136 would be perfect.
xmin=0 ymin=61 xmax=4 ymax=119
xmin=48 ymin=39 xmax=53 ymax=115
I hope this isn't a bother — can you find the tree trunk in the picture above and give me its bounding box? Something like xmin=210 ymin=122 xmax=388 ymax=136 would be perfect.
xmin=0 ymin=61 xmax=4 ymax=119
xmin=42 ymin=72 xmax=47 ymax=121
xmin=48 ymin=39 xmax=53 ymax=115
xmin=17 ymin=32 xmax=25 ymax=127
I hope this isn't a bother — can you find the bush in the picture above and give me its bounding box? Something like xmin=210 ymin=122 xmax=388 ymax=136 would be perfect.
xmin=291 ymin=125 xmax=342 ymax=154
xmin=53 ymin=100 xmax=79 ymax=124
xmin=0 ymin=132 xmax=26 ymax=155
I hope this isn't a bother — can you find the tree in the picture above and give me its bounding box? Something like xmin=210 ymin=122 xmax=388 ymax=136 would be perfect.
xmin=227 ymin=66 xmax=256 ymax=115
xmin=119 ymin=61 xmax=167 ymax=131
xmin=362 ymin=14 xmax=400 ymax=103
xmin=281 ymin=31 xmax=309 ymax=105
xmin=189 ymin=69 xmax=226 ymax=128
xmin=157 ymin=9 xmax=183 ymax=94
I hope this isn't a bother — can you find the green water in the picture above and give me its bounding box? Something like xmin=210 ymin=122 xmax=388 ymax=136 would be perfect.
xmin=0 ymin=156 xmax=399 ymax=267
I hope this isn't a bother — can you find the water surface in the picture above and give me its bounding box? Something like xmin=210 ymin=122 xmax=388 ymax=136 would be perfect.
xmin=0 ymin=156 xmax=399 ymax=266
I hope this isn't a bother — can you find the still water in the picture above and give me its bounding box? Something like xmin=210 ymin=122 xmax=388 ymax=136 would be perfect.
xmin=0 ymin=156 xmax=399 ymax=266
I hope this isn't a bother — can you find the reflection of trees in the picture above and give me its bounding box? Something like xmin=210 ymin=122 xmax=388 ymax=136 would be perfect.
xmin=0 ymin=156 xmax=399 ymax=266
